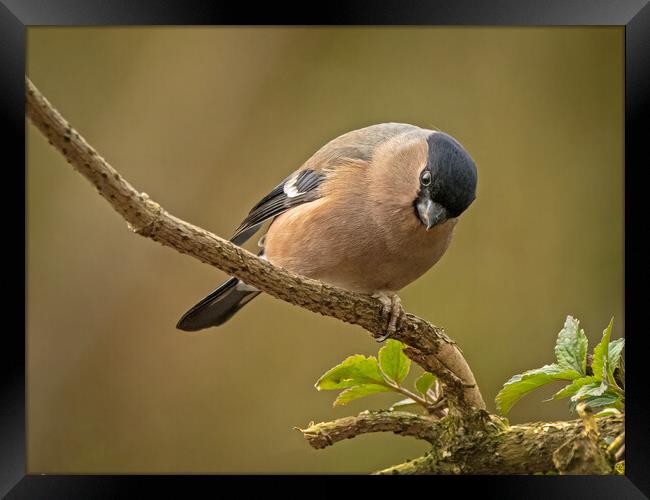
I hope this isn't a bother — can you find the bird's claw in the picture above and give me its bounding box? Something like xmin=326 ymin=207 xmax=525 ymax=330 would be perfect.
xmin=373 ymin=293 xmax=403 ymax=342
xmin=374 ymin=330 xmax=392 ymax=343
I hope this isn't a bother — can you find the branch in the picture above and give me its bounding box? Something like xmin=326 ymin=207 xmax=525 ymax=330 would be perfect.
xmin=299 ymin=410 xmax=441 ymax=449
xmin=373 ymin=414 xmax=623 ymax=475
xmin=300 ymin=409 xmax=623 ymax=475
xmin=25 ymin=77 xmax=485 ymax=412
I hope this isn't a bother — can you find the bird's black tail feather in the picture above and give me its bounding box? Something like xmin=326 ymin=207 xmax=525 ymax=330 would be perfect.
xmin=176 ymin=277 xmax=260 ymax=331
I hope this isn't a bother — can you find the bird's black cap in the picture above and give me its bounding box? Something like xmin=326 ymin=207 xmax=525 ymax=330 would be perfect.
xmin=425 ymin=132 xmax=477 ymax=218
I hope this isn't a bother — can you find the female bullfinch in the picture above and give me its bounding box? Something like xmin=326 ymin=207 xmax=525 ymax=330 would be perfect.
xmin=177 ymin=123 xmax=477 ymax=340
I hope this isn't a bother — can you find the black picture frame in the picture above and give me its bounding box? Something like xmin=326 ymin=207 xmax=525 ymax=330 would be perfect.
xmin=3 ymin=1 xmax=649 ymax=497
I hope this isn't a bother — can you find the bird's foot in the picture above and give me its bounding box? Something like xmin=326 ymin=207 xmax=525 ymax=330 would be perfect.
xmin=372 ymin=292 xmax=404 ymax=342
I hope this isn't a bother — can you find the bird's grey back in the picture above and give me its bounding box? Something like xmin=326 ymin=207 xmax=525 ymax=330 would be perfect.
xmin=303 ymin=123 xmax=423 ymax=171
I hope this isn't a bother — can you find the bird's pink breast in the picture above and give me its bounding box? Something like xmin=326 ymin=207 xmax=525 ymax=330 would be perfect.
xmin=263 ymin=197 xmax=457 ymax=294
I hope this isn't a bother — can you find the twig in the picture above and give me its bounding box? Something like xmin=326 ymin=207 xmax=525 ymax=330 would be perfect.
xmin=299 ymin=410 xmax=442 ymax=449
xmin=25 ymin=76 xmax=485 ymax=412
xmin=607 ymin=431 xmax=625 ymax=461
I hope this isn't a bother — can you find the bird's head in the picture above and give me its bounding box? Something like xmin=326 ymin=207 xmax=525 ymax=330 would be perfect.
xmin=414 ymin=132 xmax=477 ymax=230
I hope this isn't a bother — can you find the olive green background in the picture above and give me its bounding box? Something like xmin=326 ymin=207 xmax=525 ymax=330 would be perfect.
xmin=27 ymin=27 xmax=623 ymax=473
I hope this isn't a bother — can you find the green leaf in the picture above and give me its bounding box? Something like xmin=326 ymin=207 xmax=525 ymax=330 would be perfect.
xmin=592 ymin=317 xmax=614 ymax=381
xmin=554 ymin=316 xmax=589 ymax=375
xmin=315 ymin=354 xmax=385 ymax=390
xmin=378 ymin=340 xmax=411 ymax=384
xmin=570 ymin=391 xmax=622 ymax=412
xmin=415 ymin=372 xmax=437 ymax=396
xmin=595 ymin=407 xmax=621 ymax=418
xmin=333 ymin=384 xmax=392 ymax=406
xmin=496 ymin=364 xmax=580 ymax=415
xmin=607 ymin=338 xmax=624 ymax=383
xmin=549 ymin=376 xmax=596 ymax=400
xmin=608 ymin=339 xmax=624 ymax=367
xmin=571 ymin=381 xmax=608 ymax=401
xmin=390 ymin=398 xmax=421 ymax=411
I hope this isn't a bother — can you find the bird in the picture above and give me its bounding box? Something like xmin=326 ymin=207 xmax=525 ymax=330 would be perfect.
xmin=177 ymin=122 xmax=477 ymax=340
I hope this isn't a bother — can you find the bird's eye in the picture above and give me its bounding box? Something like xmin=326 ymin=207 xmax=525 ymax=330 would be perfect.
xmin=420 ymin=170 xmax=432 ymax=186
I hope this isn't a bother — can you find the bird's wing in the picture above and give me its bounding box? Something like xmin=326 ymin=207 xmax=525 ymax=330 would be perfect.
xmin=230 ymin=123 xmax=421 ymax=246
xmin=230 ymin=169 xmax=326 ymax=245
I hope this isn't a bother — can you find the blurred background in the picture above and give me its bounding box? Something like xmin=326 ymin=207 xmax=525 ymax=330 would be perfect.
xmin=27 ymin=27 xmax=623 ymax=473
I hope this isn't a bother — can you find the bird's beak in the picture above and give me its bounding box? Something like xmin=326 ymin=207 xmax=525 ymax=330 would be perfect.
xmin=417 ymin=198 xmax=447 ymax=230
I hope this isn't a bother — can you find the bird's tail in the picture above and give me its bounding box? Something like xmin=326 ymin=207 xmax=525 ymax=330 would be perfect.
xmin=176 ymin=277 xmax=260 ymax=331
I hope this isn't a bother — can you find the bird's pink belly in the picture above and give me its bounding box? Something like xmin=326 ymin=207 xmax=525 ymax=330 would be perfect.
xmin=263 ymin=202 xmax=456 ymax=294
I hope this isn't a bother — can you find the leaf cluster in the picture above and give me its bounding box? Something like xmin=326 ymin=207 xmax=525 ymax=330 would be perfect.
xmin=315 ymin=340 xmax=439 ymax=412
xmin=496 ymin=316 xmax=624 ymax=416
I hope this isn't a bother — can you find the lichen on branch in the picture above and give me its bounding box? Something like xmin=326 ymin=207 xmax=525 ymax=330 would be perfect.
xmin=300 ymin=410 xmax=623 ymax=475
